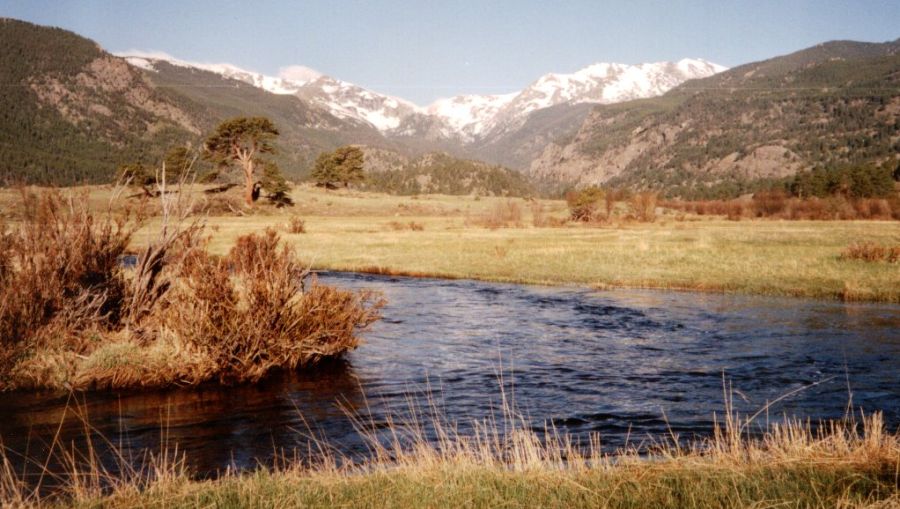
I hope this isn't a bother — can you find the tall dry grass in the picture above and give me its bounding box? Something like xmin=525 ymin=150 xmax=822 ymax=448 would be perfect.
xmin=665 ymin=193 xmax=900 ymax=221
xmin=0 ymin=190 xmax=137 ymax=383
xmin=157 ymin=230 xmax=383 ymax=383
xmin=469 ymin=200 xmax=524 ymax=229
xmin=1 ymin=385 xmax=897 ymax=508
xmin=0 ymin=184 xmax=383 ymax=391
xmin=628 ymin=191 xmax=658 ymax=222
xmin=841 ymin=242 xmax=900 ymax=263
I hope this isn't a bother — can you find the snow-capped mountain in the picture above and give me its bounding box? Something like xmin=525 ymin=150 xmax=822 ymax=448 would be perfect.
xmin=119 ymin=52 xmax=725 ymax=142
xmin=122 ymin=53 xmax=311 ymax=94
xmin=120 ymin=51 xmax=419 ymax=131
xmin=429 ymin=59 xmax=726 ymax=140
xmin=292 ymin=76 xmax=422 ymax=131
xmin=426 ymin=93 xmax=518 ymax=138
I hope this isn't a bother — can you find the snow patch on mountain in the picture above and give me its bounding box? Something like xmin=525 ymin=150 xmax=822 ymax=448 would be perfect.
xmin=420 ymin=59 xmax=726 ymax=140
xmin=427 ymin=93 xmax=517 ymax=137
xmin=118 ymin=50 xmax=419 ymax=131
xmin=278 ymin=65 xmax=323 ymax=84
xmin=475 ymin=58 xmax=726 ymax=136
xmin=118 ymin=50 xmax=726 ymax=141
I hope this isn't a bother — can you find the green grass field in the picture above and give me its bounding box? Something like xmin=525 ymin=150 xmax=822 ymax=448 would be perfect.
xmin=2 ymin=184 xmax=898 ymax=301
xmin=119 ymin=185 xmax=900 ymax=302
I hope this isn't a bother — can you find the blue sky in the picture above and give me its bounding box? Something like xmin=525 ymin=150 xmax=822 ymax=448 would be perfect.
xmin=2 ymin=0 xmax=898 ymax=105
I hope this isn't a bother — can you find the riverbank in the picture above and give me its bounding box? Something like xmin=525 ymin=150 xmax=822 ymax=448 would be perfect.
xmin=127 ymin=185 xmax=900 ymax=303
xmin=4 ymin=411 xmax=898 ymax=508
xmin=0 ymin=191 xmax=382 ymax=392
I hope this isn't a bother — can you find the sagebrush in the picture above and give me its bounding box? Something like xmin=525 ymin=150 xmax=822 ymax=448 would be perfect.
xmin=0 ymin=189 xmax=383 ymax=390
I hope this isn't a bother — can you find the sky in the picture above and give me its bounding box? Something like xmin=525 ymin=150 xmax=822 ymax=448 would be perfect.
xmin=2 ymin=0 xmax=899 ymax=105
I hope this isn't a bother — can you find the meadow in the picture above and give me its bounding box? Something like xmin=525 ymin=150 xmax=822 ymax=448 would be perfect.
xmin=2 ymin=184 xmax=900 ymax=507
xmin=114 ymin=184 xmax=900 ymax=303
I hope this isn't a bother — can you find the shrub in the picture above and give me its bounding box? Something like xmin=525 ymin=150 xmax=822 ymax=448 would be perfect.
xmin=158 ymin=230 xmax=384 ymax=383
xmin=664 ymin=195 xmax=898 ymax=221
xmin=0 ymin=192 xmax=134 ymax=344
xmin=472 ymin=200 xmax=523 ymax=229
xmin=0 ymin=190 xmax=384 ymax=390
xmin=0 ymin=191 xmax=139 ymax=384
xmin=605 ymin=188 xmax=631 ymax=218
xmin=566 ymin=186 xmax=605 ymax=222
xmin=840 ymin=242 xmax=900 ymax=263
xmin=530 ymin=201 xmax=547 ymax=227
xmin=752 ymin=190 xmax=788 ymax=216
xmin=629 ymin=191 xmax=658 ymax=222
xmin=286 ymin=216 xmax=306 ymax=234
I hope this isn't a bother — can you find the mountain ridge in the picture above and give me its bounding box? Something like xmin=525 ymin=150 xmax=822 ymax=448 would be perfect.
xmin=119 ymin=51 xmax=725 ymax=142
xmin=529 ymin=37 xmax=900 ymax=197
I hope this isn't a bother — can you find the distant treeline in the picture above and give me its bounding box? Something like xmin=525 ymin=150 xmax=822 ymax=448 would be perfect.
xmin=627 ymin=162 xmax=899 ymax=201
xmin=662 ymin=163 xmax=900 ymax=221
xmin=788 ymin=163 xmax=898 ymax=199
xmin=361 ymin=154 xmax=535 ymax=197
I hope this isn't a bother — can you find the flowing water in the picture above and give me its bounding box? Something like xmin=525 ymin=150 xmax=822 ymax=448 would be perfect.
xmin=2 ymin=272 xmax=899 ymax=481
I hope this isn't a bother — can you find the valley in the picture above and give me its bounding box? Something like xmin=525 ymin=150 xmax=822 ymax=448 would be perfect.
xmin=1 ymin=10 xmax=899 ymax=509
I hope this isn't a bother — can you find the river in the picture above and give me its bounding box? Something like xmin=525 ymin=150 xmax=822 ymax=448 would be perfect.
xmin=2 ymin=272 xmax=898 ymax=482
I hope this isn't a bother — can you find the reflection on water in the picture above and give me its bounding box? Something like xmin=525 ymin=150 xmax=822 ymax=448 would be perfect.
xmin=1 ymin=272 xmax=898 ymax=481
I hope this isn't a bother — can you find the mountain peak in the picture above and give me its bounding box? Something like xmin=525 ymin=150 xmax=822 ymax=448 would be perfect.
xmin=277 ymin=65 xmax=323 ymax=84
xmin=118 ymin=49 xmax=725 ymax=141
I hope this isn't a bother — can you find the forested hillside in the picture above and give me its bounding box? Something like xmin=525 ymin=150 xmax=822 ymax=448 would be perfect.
xmin=0 ymin=18 xmax=197 ymax=183
xmin=531 ymin=39 xmax=900 ymax=198
xmin=361 ymin=150 xmax=534 ymax=196
xmin=0 ymin=18 xmax=389 ymax=184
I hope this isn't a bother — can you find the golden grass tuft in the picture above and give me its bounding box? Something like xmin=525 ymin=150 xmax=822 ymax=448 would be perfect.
xmin=386 ymin=220 xmax=425 ymax=231
xmin=841 ymin=241 xmax=900 ymax=264
xmin=285 ymin=215 xmax=306 ymax=234
xmin=0 ymin=188 xmax=384 ymax=391
xmin=469 ymin=200 xmax=524 ymax=229
xmin=1 ymin=389 xmax=898 ymax=508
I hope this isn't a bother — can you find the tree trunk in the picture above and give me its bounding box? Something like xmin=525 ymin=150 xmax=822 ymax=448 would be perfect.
xmin=243 ymin=158 xmax=255 ymax=206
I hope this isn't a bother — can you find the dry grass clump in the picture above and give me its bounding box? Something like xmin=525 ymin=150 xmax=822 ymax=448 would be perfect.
xmin=0 ymin=189 xmax=383 ymax=391
xmin=157 ymin=229 xmax=383 ymax=383
xmin=565 ymin=187 xmax=659 ymax=223
xmin=285 ymin=215 xmax=306 ymax=234
xmin=0 ymin=191 xmax=137 ymax=384
xmin=628 ymin=191 xmax=658 ymax=222
xmin=2 ymin=390 xmax=898 ymax=508
xmin=841 ymin=241 xmax=900 ymax=263
xmin=470 ymin=200 xmax=524 ymax=229
xmin=387 ymin=221 xmax=425 ymax=231
xmin=665 ymin=193 xmax=900 ymax=221
xmin=528 ymin=201 xmax=547 ymax=227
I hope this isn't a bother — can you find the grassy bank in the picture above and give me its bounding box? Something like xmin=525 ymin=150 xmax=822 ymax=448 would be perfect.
xmin=117 ymin=185 xmax=900 ymax=302
xmin=0 ymin=190 xmax=382 ymax=391
xmin=3 ymin=406 xmax=898 ymax=508
xmin=3 ymin=185 xmax=899 ymax=304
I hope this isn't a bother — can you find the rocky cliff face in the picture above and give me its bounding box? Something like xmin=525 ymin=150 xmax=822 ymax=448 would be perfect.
xmin=29 ymin=55 xmax=199 ymax=136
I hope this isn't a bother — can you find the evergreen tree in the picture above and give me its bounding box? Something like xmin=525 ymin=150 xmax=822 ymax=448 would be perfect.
xmin=311 ymin=146 xmax=365 ymax=188
xmin=117 ymin=146 xmax=196 ymax=196
xmin=163 ymin=146 xmax=195 ymax=181
xmin=259 ymin=159 xmax=293 ymax=206
xmin=311 ymin=151 xmax=341 ymax=189
xmin=203 ymin=117 xmax=280 ymax=206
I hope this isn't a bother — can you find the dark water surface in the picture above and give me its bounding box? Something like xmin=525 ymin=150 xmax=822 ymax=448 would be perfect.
xmin=2 ymin=272 xmax=899 ymax=480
